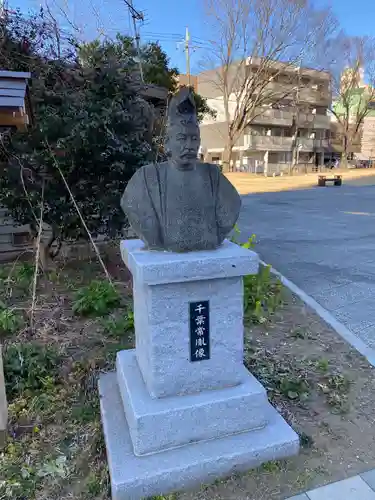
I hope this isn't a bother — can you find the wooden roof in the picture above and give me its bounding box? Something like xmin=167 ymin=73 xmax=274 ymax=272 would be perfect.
xmin=0 ymin=71 xmax=31 ymax=110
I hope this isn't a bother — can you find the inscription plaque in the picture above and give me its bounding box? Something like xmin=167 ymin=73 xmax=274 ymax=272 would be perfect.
xmin=189 ymin=300 xmax=210 ymax=362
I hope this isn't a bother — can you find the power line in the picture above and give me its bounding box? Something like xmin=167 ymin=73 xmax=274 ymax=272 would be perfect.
xmin=142 ymin=31 xmax=211 ymax=46
xmin=123 ymin=0 xmax=143 ymax=21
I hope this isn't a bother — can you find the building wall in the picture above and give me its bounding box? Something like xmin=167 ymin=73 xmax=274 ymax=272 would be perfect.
xmin=176 ymin=74 xmax=198 ymax=91
xmin=332 ymin=89 xmax=375 ymax=159
xmin=197 ymin=61 xmax=331 ymax=165
xmin=0 ymin=207 xmax=33 ymax=261
xmin=200 ymin=122 xmax=245 ymax=151
xmin=361 ymin=116 xmax=375 ymax=158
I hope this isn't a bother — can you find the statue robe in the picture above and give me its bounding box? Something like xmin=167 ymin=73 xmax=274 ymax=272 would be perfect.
xmin=121 ymin=162 xmax=241 ymax=252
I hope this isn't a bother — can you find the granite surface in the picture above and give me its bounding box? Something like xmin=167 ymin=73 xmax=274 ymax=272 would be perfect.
xmin=99 ymin=372 xmax=300 ymax=500
xmin=122 ymin=239 xmax=258 ymax=398
xmin=121 ymin=88 xmax=241 ymax=252
xmin=116 ymin=349 xmax=269 ymax=455
xmin=120 ymin=238 xmax=259 ymax=285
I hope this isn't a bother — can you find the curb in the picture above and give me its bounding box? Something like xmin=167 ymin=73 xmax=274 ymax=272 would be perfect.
xmin=260 ymin=260 xmax=375 ymax=368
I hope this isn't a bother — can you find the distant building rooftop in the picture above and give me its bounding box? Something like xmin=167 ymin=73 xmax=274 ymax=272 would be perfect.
xmin=0 ymin=70 xmax=32 ymax=129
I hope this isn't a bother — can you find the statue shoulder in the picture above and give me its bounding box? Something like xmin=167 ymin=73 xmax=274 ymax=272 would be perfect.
xmin=198 ymin=162 xmax=221 ymax=177
xmin=128 ymin=162 xmax=166 ymax=186
xmin=201 ymin=162 xmax=220 ymax=171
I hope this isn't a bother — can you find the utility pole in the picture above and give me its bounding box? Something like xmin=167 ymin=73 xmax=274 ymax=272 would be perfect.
xmin=184 ymin=26 xmax=191 ymax=86
xmin=124 ymin=0 xmax=144 ymax=83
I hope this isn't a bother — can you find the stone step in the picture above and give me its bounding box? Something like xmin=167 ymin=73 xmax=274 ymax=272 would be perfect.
xmin=99 ymin=371 xmax=299 ymax=500
xmin=116 ymin=349 xmax=270 ymax=456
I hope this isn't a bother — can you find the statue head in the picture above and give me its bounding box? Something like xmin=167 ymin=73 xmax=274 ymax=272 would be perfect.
xmin=165 ymin=87 xmax=201 ymax=170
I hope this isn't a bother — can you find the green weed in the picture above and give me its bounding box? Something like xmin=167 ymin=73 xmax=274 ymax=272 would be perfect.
xmin=3 ymin=343 xmax=61 ymax=401
xmin=101 ymin=311 xmax=134 ymax=338
xmin=261 ymin=460 xmax=283 ymax=473
xmin=0 ymin=306 xmax=24 ymax=336
xmin=290 ymin=327 xmax=308 ymax=339
xmin=316 ymin=358 xmax=329 ymax=373
xmin=230 ymin=224 xmax=257 ymax=249
xmin=231 ymin=227 xmax=284 ymax=323
xmin=243 ymin=265 xmax=283 ymax=323
xmin=318 ymin=374 xmax=351 ymax=412
xmin=72 ymin=280 xmax=120 ymax=316
xmin=279 ymin=377 xmax=310 ymax=401
xmin=298 ymin=431 xmax=314 ymax=448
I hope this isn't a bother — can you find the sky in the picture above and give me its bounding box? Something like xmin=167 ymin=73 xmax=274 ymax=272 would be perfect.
xmin=6 ymin=0 xmax=375 ymax=73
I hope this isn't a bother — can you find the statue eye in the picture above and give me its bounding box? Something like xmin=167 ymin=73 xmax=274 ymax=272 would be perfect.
xmin=177 ymin=134 xmax=186 ymax=141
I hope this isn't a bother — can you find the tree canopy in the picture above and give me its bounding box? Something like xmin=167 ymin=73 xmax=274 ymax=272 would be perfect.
xmin=0 ymin=9 xmax=214 ymax=261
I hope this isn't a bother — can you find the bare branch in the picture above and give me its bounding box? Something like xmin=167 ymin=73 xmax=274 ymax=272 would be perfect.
xmin=201 ymin=0 xmax=337 ymax=170
xmin=329 ymin=35 xmax=375 ymax=162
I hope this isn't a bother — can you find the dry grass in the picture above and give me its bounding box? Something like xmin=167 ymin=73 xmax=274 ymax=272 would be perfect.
xmin=226 ymin=169 xmax=375 ymax=194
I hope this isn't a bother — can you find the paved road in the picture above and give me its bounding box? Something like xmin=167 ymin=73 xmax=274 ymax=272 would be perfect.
xmin=238 ymin=180 xmax=375 ymax=350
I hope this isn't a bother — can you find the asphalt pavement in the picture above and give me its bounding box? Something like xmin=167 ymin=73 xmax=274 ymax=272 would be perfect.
xmin=238 ymin=179 xmax=375 ymax=350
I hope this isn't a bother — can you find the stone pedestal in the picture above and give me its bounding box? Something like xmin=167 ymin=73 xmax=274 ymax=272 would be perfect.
xmin=99 ymin=240 xmax=299 ymax=500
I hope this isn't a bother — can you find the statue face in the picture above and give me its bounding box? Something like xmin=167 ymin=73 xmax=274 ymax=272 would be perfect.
xmin=167 ymin=123 xmax=201 ymax=170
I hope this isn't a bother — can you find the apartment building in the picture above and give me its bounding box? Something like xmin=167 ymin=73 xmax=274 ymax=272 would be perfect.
xmin=176 ymin=74 xmax=198 ymax=92
xmin=330 ymin=88 xmax=375 ymax=161
xmin=197 ymin=59 xmax=332 ymax=174
xmin=361 ymin=110 xmax=375 ymax=159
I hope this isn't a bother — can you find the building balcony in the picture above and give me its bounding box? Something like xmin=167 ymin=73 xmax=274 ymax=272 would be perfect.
xmin=263 ymin=81 xmax=331 ymax=106
xmin=244 ymin=135 xmax=329 ymax=151
xmin=299 ymin=87 xmax=331 ymax=106
xmin=252 ymin=109 xmax=294 ymax=127
xmin=299 ymin=113 xmax=331 ymax=129
xmin=252 ymin=108 xmax=330 ymax=129
xmin=298 ymin=137 xmax=330 ymax=150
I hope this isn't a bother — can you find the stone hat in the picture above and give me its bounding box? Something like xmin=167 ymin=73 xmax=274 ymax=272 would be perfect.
xmin=166 ymin=87 xmax=198 ymax=128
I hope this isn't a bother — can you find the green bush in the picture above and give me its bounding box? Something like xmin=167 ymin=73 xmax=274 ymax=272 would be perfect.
xmin=231 ymin=227 xmax=283 ymax=323
xmin=0 ymin=262 xmax=34 ymax=298
xmin=72 ymin=280 xmax=120 ymax=316
xmin=4 ymin=344 xmax=61 ymax=401
xmin=101 ymin=311 xmax=134 ymax=338
xmin=0 ymin=307 xmax=24 ymax=336
xmin=243 ymin=265 xmax=283 ymax=323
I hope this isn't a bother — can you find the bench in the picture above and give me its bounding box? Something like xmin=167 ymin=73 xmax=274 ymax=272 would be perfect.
xmin=318 ymin=175 xmax=342 ymax=187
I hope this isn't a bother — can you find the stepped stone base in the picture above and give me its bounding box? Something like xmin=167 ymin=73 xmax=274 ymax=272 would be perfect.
xmin=99 ymin=370 xmax=299 ymax=500
xmin=116 ymin=349 xmax=269 ymax=455
xmin=99 ymin=240 xmax=299 ymax=499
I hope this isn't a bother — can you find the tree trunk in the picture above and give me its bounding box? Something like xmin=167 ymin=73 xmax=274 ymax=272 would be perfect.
xmin=341 ymin=134 xmax=348 ymax=168
xmin=30 ymin=224 xmax=60 ymax=273
xmin=222 ymin=141 xmax=233 ymax=173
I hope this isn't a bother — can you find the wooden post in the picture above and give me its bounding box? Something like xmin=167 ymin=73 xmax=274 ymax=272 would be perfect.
xmin=0 ymin=344 xmax=7 ymax=449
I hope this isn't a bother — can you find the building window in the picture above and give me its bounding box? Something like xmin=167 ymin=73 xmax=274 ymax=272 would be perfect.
xmin=11 ymin=232 xmax=30 ymax=246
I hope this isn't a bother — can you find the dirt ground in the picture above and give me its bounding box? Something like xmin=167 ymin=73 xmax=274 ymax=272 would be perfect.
xmin=226 ymin=168 xmax=375 ymax=194
xmin=1 ymin=249 xmax=375 ymax=500
xmin=178 ymin=291 xmax=375 ymax=500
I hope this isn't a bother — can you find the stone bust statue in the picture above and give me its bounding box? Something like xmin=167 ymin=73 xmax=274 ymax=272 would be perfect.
xmin=121 ymin=87 xmax=241 ymax=252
